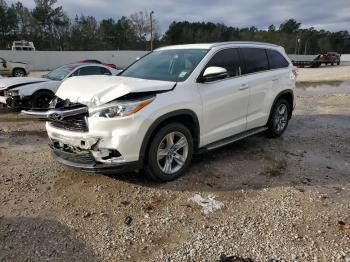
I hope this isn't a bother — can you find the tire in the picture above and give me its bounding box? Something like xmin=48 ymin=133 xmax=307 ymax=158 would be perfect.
xmin=267 ymin=98 xmax=290 ymax=138
xmin=144 ymin=122 xmax=194 ymax=182
xmin=12 ymin=68 xmax=26 ymax=77
xmin=31 ymin=91 xmax=54 ymax=109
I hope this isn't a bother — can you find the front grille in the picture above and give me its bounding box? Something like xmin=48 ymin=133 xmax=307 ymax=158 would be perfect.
xmin=50 ymin=114 xmax=89 ymax=132
xmin=50 ymin=144 xmax=96 ymax=165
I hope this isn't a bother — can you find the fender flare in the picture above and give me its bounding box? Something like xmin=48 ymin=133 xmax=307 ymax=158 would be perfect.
xmin=139 ymin=109 xmax=200 ymax=163
xmin=268 ymin=89 xmax=294 ymax=121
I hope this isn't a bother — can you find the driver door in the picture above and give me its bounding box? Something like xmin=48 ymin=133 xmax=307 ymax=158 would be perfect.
xmin=197 ymin=48 xmax=250 ymax=145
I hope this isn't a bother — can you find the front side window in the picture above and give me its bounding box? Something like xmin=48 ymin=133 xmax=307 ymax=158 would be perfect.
xmin=205 ymin=48 xmax=241 ymax=78
xmin=266 ymin=49 xmax=289 ymax=69
xmin=241 ymin=48 xmax=269 ymax=74
xmin=121 ymin=49 xmax=209 ymax=82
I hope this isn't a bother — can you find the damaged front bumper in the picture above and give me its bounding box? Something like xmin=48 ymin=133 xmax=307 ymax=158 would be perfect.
xmin=50 ymin=143 xmax=141 ymax=173
xmin=47 ymin=125 xmax=143 ymax=173
xmin=0 ymin=95 xmax=28 ymax=109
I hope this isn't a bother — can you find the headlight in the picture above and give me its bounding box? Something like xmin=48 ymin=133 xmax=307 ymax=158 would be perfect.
xmin=89 ymin=97 xmax=155 ymax=118
xmin=8 ymin=90 xmax=19 ymax=96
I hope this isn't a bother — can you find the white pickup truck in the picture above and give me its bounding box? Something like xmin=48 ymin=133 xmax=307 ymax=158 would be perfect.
xmin=0 ymin=57 xmax=30 ymax=77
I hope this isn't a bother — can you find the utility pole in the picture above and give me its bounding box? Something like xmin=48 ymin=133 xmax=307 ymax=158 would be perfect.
xmin=150 ymin=11 xmax=154 ymax=51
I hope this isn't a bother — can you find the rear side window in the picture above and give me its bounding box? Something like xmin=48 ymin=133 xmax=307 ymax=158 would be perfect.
xmin=75 ymin=66 xmax=111 ymax=76
xmin=241 ymin=48 xmax=269 ymax=74
xmin=266 ymin=49 xmax=289 ymax=69
xmin=205 ymin=48 xmax=241 ymax=78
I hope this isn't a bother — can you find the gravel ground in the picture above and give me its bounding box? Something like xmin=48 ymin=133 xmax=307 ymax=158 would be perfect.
xmin=0 ymin=80 xmax=350 ymax=261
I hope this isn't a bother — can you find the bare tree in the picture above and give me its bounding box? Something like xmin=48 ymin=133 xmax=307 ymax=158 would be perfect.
xmin=129 ymin=11 xmax=158 ymax=42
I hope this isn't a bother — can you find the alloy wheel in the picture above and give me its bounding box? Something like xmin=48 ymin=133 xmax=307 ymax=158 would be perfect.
xmin=274 ymin=104 xmax=288 ymax=132
xmin=157 ymin=131 xmax=189 ymax=175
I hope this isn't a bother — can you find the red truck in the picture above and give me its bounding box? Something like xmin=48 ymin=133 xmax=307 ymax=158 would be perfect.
xmin=317 ymin=52 xmax=341 ymax=66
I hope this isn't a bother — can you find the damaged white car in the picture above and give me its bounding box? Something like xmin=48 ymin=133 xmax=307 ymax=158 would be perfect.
xmin=23 ymin=42 xmax=295 ymax=181
xmin=0 ymin=63 xmax=118 ymax=109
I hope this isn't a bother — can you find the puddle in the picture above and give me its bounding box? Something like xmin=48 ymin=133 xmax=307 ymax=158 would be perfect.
xmin=296 ymin=81 xmax=350 ymax=96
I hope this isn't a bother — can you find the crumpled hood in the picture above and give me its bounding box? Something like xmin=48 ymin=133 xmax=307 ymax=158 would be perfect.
xmin=0 ymin=77 xmax=49 ymax=90
xmin=56 ymin=75 xmax=176 ymax=107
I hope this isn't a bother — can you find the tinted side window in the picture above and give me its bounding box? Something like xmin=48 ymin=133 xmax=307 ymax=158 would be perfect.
xmin=266 ymin=49 xmax=289 ymax=69
xmin=206 ymin=48 xmax=241 ymax=78
xmin=76 ymin=66 xmax=107 ymax=76
xmin=100 ymin=67 xmax=112 ymax=75
xmin=241 ymin=48 xmax=269 ymax=74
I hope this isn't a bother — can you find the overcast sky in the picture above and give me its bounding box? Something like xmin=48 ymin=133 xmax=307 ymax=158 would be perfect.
xmin=9 ymin=0 xmax=350 ymax=33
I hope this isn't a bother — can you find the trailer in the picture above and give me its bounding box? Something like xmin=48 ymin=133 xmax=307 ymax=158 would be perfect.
xmin=289 ymin=53 xmax=341 ymax=68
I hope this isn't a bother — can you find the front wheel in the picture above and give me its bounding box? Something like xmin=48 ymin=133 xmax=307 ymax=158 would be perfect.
xmin=13 ymin=68 xmax=26 ymax=77
xmin=267 ymin=98 xmax=290 ymax=138
xmin=31 ymin=91 xmax=54 ymax=109
xmin=144 ymin=122 xmax=193 ymax=182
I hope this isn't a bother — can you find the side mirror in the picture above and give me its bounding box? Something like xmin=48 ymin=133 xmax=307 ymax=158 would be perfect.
xmin=3 ymin=62 xmax=7 ymax=68
xmin=201 ymin=67 xmax=228 ymax=82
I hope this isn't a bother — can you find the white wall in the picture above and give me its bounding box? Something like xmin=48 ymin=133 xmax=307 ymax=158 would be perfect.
xmin=0 ymin=50 xmax=149 ymax=71
xmin=341 ymin=54 xmax=350 ymax=62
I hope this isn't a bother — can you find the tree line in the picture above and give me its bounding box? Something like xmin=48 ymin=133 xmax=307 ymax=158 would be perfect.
xmin=1 ymin=0 xmax=349 ymax=54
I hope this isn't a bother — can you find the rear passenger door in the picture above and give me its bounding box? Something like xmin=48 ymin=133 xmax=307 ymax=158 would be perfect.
xmin=197 ymin=48 xmax=249 ymax=145
xmin=240 ymin=47 xmax=275 ymax=129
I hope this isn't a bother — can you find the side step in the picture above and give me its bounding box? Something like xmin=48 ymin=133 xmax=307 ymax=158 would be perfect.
xmin=203 ymin=126 xmax=268 ymax=151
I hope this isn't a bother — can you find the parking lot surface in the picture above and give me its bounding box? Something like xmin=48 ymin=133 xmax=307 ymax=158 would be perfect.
xmin=0 ymin=80 xmax=350 ymax=261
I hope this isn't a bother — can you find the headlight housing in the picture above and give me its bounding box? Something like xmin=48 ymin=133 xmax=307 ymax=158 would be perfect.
xmin=89 ymin=97 xmax=155 ymax=118
xmin=9 ymin=90 xmax=20 ymax=96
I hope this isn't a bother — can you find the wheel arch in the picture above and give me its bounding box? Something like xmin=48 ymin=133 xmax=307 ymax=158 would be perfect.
xmin=268 ymin=89 xmax=294 ymax=121
xmin=12 ymin=67 xmax=27 ymax=76
xmin=139 ymin=109 xmax=200 ymax=164
xmin=31 ymin=89 xmax=55 ymax=97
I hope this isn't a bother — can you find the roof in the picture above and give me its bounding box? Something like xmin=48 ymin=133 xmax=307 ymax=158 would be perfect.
xmin=156 ymin=41 xmax=280 ymax=51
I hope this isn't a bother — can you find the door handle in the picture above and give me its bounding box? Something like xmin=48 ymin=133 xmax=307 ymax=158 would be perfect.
xmin=272 ymin=76 xmax=279 ymax=81
xmin=239 ymin=84 xmax=249 ymax=90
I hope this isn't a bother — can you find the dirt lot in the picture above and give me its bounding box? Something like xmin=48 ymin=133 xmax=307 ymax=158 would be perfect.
xmin=1 ymin=77 xmax=350 ymax=261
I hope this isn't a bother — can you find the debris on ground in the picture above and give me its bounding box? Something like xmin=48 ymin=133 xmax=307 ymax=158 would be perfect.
xmin=124 ymin=216 xmax=133 ymax=226
xmin=338 ymin=221 xmax=350 ymax=230
xmin=218 ymin=254 xmax=254 ymax=262
xmin=190 ymin=194 xmax=224 ymax=215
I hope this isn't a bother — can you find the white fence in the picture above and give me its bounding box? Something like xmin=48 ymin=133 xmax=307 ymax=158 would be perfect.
xmin=341 ymin=54 xmax=350 ymax=62
xmin=0 ymin=50 xmax=149 ymax=71
xmin=0 ymin=50 xmax=349 ymax=71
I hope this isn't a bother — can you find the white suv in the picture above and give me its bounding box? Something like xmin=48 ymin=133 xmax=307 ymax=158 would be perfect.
xmin=24 ymin=42 xmax=296 ymax=181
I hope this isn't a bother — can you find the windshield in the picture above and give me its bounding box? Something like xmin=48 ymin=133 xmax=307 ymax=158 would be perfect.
xmin=121 ymin=49 xmax=209 ymax=82
xmin=44 ymin=65 xmax=79 ymax=81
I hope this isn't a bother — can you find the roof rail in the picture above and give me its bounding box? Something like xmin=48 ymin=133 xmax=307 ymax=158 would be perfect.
xmin=211 ymin=41 xmax=280 ymax=48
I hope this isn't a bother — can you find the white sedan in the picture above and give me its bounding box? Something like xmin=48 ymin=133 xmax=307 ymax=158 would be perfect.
xmin=0 ymin=63 xmax=120 ymax=109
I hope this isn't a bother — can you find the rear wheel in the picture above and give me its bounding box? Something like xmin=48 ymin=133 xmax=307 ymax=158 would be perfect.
xmin=31 ymin=91 xmax=54 ymax=109
xmin=12 ymin=68 xmax=26 ymax=77
xmin=144 ymin=122 xmax=193 ymax=182
xmin=267 ymin=98 xmax=290 ymax=138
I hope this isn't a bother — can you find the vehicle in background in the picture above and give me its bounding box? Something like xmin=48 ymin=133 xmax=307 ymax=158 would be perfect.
xmin=79 ymin=59 xmax=121 ymax=70
xmin=0 ymin=63 xmax=118 ymax=109
xmin=0 ymin=57 xmax=30 ymax=77
xmin=289 ymin=52 xmax=341 ymax=68
xmin=318 ymin=52 xmax=341 ymax=66
xmin=23 ymin=41 xmax=296 ymax=181
xmin=12 ymin=40 xmax=36 ymax=51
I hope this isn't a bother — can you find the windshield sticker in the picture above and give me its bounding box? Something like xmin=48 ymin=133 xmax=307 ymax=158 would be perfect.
xmin=179 ymin=71 xmax=188 ymax=78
